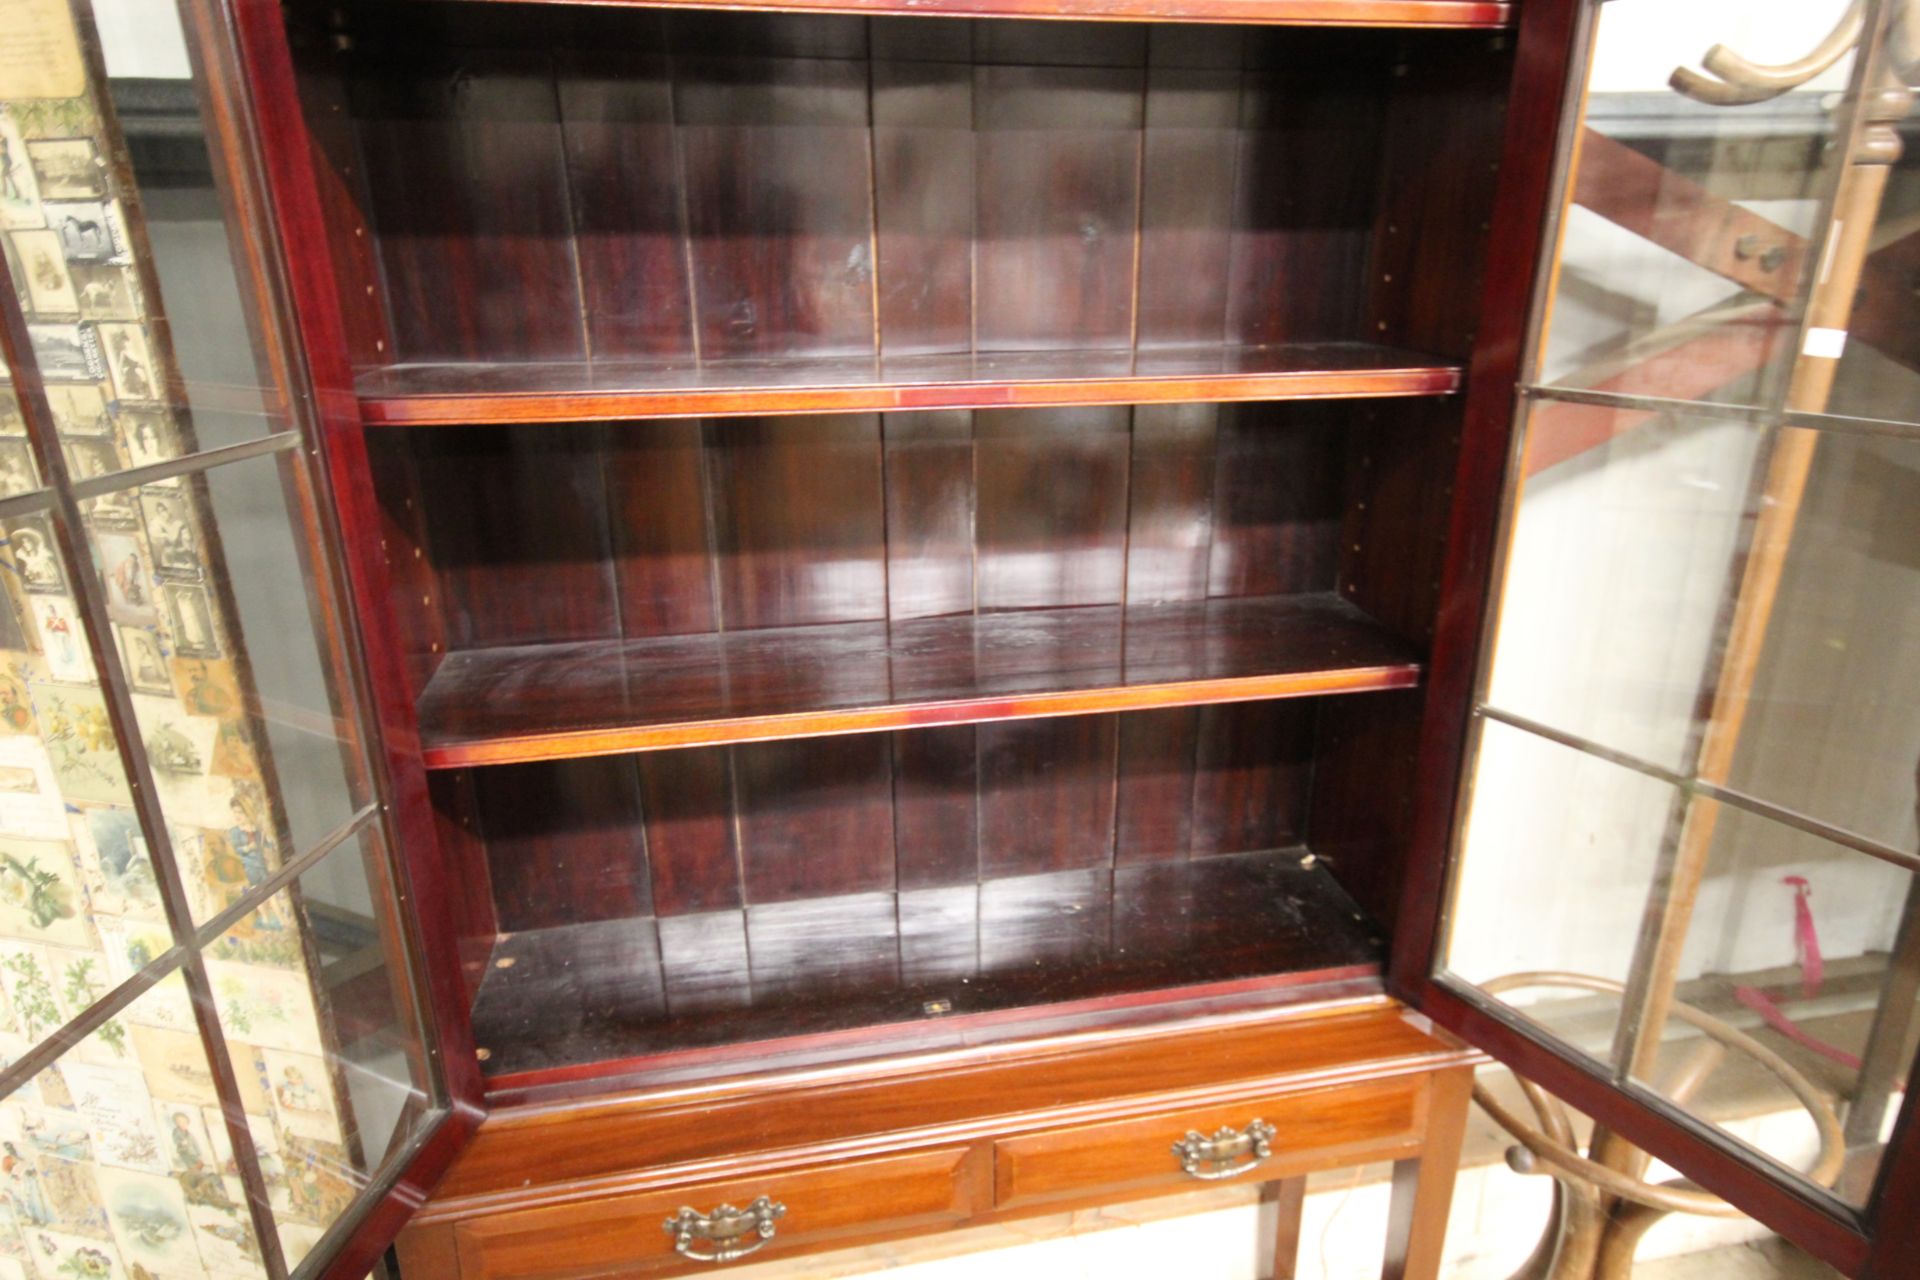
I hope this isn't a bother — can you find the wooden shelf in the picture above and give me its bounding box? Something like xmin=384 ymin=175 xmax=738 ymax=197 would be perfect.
xmin=358 ymin=343 xmax=1462 ymax=426
xmin=469 ymin=847 xmax=1383 ymax=1083
xmin=417 ymin=593 xmax=1421 ymax=768
xmin=429 ymin=0 xmax=1510 ymax=28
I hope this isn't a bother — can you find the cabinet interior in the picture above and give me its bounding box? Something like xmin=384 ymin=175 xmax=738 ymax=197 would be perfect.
xmin=284 ymin=0 xmax=1512 ymax=1094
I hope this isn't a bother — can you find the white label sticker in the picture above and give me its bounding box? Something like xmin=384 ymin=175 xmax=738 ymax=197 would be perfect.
xmin=1803 ymin=327 xmax=1847 ymax=359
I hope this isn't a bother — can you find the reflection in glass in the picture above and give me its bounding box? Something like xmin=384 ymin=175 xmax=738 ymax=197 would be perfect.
xmin=80 ymin=450 xmax=368 ymax=925
xmin=212 ymin=824 xmax=434 ymax=1271
xmin=1489 ymin=399 xmax=1920 ymax=859
xmin=1446 ymin=716 xmax=1681 ymax=1063
xmin=0 ymin=974 xmax=272 ymax=1280
xmin=1534 ymin=0 xmax=1854 ymax=407
xmin=1624 ymin=800 xmax=1913 ymax=1206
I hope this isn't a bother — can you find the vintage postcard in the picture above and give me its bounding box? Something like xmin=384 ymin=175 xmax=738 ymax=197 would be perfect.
xmin=6 ymin=518 xmax=62 ymax=596
xmin=94 ymin=534 xmax=155 ymax=626
xmin=75 ymin=807 xmax=160 ymax=921
xmin=0 ymin=443 xmax=38 ymax=497
xmin=130 ymin=695 xmax=215 ymax=781
xmin=113 ymin=411 xmax=171 ymax=468
xmin=68 ymin=266 xmax=133 ymax=322
xmin=96 ymin=1167 xmax=204 ymax=1277
xmin=0 ymin=738 xmax=67 ymax=842
xmin=159 ymin=585 xmax=219 ymax=660
xmin=11 ymin=231 xmax=75 ymax=317
xmin=61 ymin=440 xmax=118 ymax=487
xmin=95 ymin=324 xmax=156 ymax=405
xmin=23 ymin=1228 xmax=127 ymax=1280
xmin=260 ymin=1049 xmax=342 ymax=1144
xmin=112 ymin=626 xmax=170 ymax=698
xmin=203 ymin=961 xmax=324 ymax=1058
xmin=128 ymin=1026 xmax=218 ymax=1110
xmin=0 ymin=942 xmax=65 ymax=1041
xmin=41 ymin=201 xmax=123 ymax=266
xmin=43 ymin=384 xmax=107 ymax=437
xmin=0 ymin=841 xmax=90 ymax=950
xmin=61 ymin=1062 xmax=168 ymax=1176
xmin=0 ymin=116 xmax=45 ymax=231
xmin=138 ymin=491 xmax=199 ymax=581
xmin=23 ymin=325 xmax=97 ymax=383
xmin=24 ymin=141 xmax=102 ymax=202
xmin=27 ymin=687 xmax=123 ymax=803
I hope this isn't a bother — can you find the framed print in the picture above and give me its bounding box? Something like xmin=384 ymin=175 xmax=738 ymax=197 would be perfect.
xmin=24 ymin=140 xmax=103 ymax=201
xmin=11 ymin=229 xmax=77 ymax=316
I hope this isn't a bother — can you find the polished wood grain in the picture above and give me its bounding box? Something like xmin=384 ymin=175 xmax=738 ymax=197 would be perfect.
xmin=557 ymin=54 xmax=696 ymax=358
xmin=357 ymin=344 xmax=1463 ymax=425
xmin=390 ymin=0 xmax=1512 ymax=27
xmin=454 ymin=1147 xmax=978 ymax=1280
xmin=467 ymin=849 xmax=1380 ymax=1079
xmin=992 ymin=1075 xmax=1422 ymax=1209
xmin=433 ymin=999 xmax=1468 ymax=1201
xmin=414 ymin=593 xmax=1420 ymax=767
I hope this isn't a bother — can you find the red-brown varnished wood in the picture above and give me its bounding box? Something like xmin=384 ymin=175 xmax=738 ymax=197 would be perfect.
xmin=357 ymin=344 xmax=1463 ymax=425
xmin=466 ymin=849 xmax=1382 ymax=1083
xmin=414 ymin=593 xmax=1420 ymax=767
xmin=425 ymin=999 xmax=1470 ymax=1206
xmin=1382 ymin=1065 xmax=1470 ymax=1280
xmin=992 ymin=1075 xmax=1424 ymax=1209
xmin=401 ymin=0 xmax=1512 ymax=29
xmin=454 ymin=1147 xmax=980 ymax=1280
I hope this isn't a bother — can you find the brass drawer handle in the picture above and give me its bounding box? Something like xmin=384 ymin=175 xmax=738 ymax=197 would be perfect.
xmin=1172 ymin=1119 xmax=1277 ymax=1181
xmin=662 ymin=1196 xmax=786 ymax=1263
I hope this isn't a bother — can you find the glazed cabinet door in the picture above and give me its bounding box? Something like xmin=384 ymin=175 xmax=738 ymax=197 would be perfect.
xmin=0 ymin=2 xmax=467 ymax=1279
xmin=1411 ymin=0 xmax=1920 ymax=1274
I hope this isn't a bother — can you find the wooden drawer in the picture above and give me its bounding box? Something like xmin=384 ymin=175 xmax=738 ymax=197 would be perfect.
xmin=453 ymin=1148 xmax=977 ymax=1280
xmin=993 ymin=1076 xmax=1426 ymax=1211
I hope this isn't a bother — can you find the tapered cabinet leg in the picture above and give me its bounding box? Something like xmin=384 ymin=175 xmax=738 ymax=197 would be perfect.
xmin=1382 ymin=1066 xmax=1473 ymax=1280
xmin=1266 ymin=1176 xmax=1308 ymax=1280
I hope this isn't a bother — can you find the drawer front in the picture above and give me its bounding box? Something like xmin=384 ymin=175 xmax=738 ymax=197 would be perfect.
xmin=994 ymin=1076 xmax=1425 ymax=1210
xmin=455 ymin=1147 xmax=976 ymax=1280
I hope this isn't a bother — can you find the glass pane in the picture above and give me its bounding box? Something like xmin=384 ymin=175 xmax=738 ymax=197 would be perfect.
xmin=1490 ymin=402 xmax=1761 ymax=773
xmin=212 ymin=825 xmax=434 ymax=1271
xmin=1489 ymin=399 xmax=1919 ymax=861
xmin=1445 ymin=716 xmax=1681 ymax=1064
xmin=1533 ymin=0 xmax=1854 ymax=407
xmin=1625 ymin=799 xmax=1916 ymax=1208
xmin=80 ymin=450 xmax=370 ymax=924
xmin=0 ymin=974 xmax=272 ymax=1280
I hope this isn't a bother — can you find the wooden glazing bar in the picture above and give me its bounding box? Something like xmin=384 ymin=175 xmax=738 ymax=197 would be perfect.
xmin=357 ymin=343 xmax=1462 ymax=425
xmin=417 ymin=592 xmax=1421 ymax=766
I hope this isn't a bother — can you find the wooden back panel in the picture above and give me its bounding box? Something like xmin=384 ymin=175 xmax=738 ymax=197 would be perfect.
xmin=285 ymin=5 xmax=1514 ymax=368
xmin=367 ymin=401 xmax=1353 ymax=654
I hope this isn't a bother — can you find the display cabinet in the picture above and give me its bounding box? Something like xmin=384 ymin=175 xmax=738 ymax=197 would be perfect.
xmin=0 ymin=0 xmax=1916 ymax=1276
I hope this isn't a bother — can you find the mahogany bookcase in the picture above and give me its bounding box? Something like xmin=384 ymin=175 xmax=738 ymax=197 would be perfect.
xmin=11 ymin=0 xmax=1912 ymax=1275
